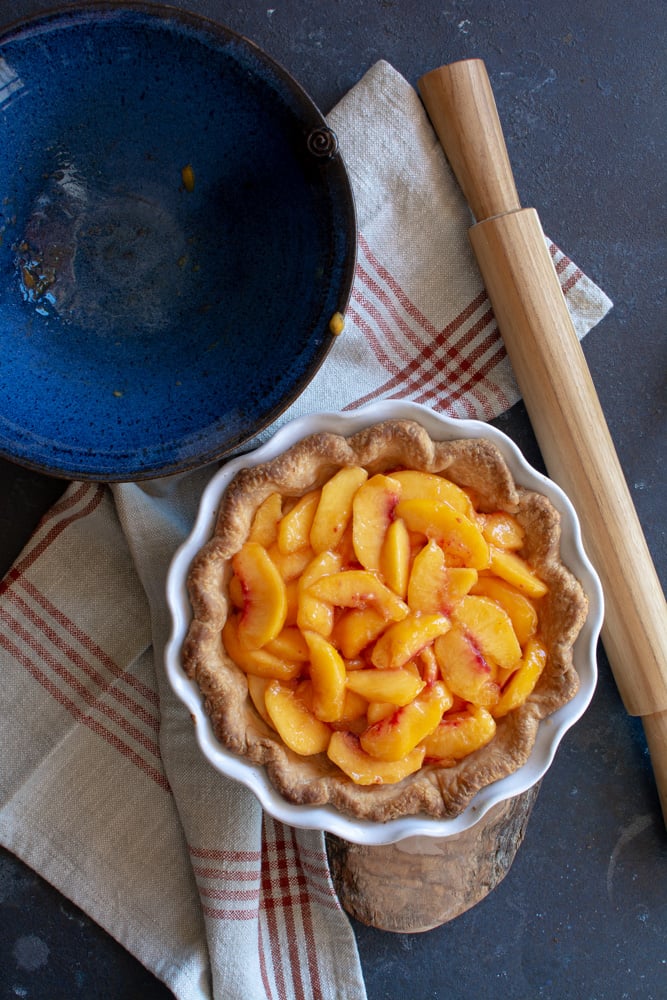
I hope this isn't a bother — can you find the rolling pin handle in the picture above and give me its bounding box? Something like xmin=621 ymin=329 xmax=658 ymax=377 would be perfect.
xmin=418 ymin=58 xmax=521 ymax=221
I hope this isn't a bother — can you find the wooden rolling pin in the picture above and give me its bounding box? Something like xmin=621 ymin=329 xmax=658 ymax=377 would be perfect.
xmin=418 ymin=59 xmax=667 ymax=824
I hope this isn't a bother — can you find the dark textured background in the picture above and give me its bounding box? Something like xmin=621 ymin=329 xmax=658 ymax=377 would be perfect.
xmin=0 ymin=2 xmax=665 ymax=998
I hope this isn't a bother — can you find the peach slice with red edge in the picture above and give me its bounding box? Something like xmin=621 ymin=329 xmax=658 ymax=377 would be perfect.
xmin=222 ymin=615 xmax=301 ymax=680
xmin=248 ymin=492 xmax=283 ymax=547
xmin=277 ymin=489 xmax=321 ymax=554
xmin=331 ymin=607 xmax=389 ymax=659
xmin=407 ymin=539 xmax=478 ymax=614
xmin=296 ymin=550 xmax=342 ymax=636
xmin=488 ymin=545 xmax=549 ymax=598
xmin=434 ymin=627 xmax=500 ymax=707
xmin=345 ymin=667 xmax=425 ymax=706
xmin=228 ymin=573 xmax=244 ymax=609
xmin=471 ymin=575 xmax=538 ymax=646
xmin=264 ymin=680 xmax=331 ymax=755
xmin=303 ymin=630 xmax=347 ymax=722
xmin=232 ymin=541 xmax=287 ymax=649
xmin=390 ymin=470 xmax=475 ymax=517
xmin=370 ymin=612 xmax=451 ymax=670
xmin=359 ymin=681 xmax=451 ymax=761
xmin=327 ymin=730 xmax=425 ymax=785
xmin=352 ymin=473 xmax=402 ymax=571
xmin=306 ymin=570 xmax=409 ymax=621
xmin=396 ymin=498 xmax=490 ymax=569
xmin=310 ymin=465 xmax=369 ymax=553
xmin=380 ymin=517 xmax=411 ymax=599
xmin=479 ymin=511 xmax=525 ymax=550
xmin=453 ymin=595 xmax=522 ymax=670
xmin=492 ymin=637 xmax=548 ymax=718
xmin=421 ymin=705 xmax=496 ymax=761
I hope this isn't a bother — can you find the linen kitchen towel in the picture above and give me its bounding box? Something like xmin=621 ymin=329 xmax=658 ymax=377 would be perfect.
xmin=0 ymin=60 xmax=611 ymax=999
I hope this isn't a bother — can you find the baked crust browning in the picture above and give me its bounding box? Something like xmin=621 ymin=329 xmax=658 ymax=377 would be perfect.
xmin=183 ymin=419 xmax=588 ymax=821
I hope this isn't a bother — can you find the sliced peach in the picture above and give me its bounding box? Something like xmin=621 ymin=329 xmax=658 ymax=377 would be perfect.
xmin=248 ymin=492 xmax=283 ymax=547
xmin=304 ymin=630 xmax=347 ymax=722
xmin=471 ymin=576 xmax=538 ymax=646
xmin=327 ymin=730 xmax=425 ymax=785
xmin=418 ymin=644 xmax=440 ymax=684
xmin=396 ymin=498 xmax=490 ymax=569
xmin=277 ymin=489 xmax=321 ymax=554
xmin=306 ymin=570 xmax=409 ymax=621
xmin=407 ymin=540 xmax=478 ymax=614
xmin=296 ymin=550 xmax=342 ymax=636
xmin=434 ymin=627 xmax=500 ymax=707
xmin=345 ymin=667 xmax=425 ymax=706
xmin=222 ymin=615 xmax=301 ymax=680
xmin=453 ymin=595 xmax=522 ymax=670
xmin=331 ymin=607 xmax=389 ymax=658
xmin=370 ymin=612 xmax=451 ymax=670
xmin=492 ymin=637 xmax=548 ymax=718
xmin=343 ymin=656 xmax=366 ymax=671
xmin=336 ymin=520 xmax=357 ymax=566
xmin=479 ymin=511 xmax=525 ymax=550
xmin=366 ymin=701 xmax=396 ymax=724
xmin=264 ymin=626 xmax=310 ymax=663
xmin=228 ymin=573 xmax=244 ymax=609
xmin=359 ymin=681 xmax=451 ymax=761
xmin=380 ymin=517 xmax=411 ymax=599
xmin=390 ymin=470 xmax=475 ymax=516
xmin=232 ymin=541 xmax=287 ymax=649
xmin=403 ymin=659 xmax=423 ymax=680
xmin=352 ymin=473 xmax=402 ymax=571
xmin=334 ymin=716 xmax=369 ymax=736
xmin=488 ymin=546 xmax=548 ymax=598
xmin=284 ymin=579 xmax=299 ymax=626
xmin=310 ymin=465 xmax=368 ymax=553
xmin=266 ymin=542 xmax=314 ymax=583
xmin=264 ymin=681 xmax=331 ymax=755
xmin=421 ymin=706 xmax=496 ymax=761
xmin=294 ymin=677 xmax=315 ymax=710
xmin=339 ymin=688 xmax=369 ymax=723
xmin=246 ymin=674 xmax=275 ymax=729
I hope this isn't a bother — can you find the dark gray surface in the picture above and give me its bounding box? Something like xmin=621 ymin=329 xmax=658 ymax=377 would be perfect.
xmin=0 ymin=1 xmax=665 ymax=998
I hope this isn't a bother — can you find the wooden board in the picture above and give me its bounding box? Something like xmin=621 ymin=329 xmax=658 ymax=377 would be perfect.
xmin=327 ymin=783 xmax=539 ymax=932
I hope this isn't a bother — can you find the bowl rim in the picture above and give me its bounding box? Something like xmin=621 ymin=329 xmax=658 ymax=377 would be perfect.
xmin=0 ymin=2 xmax=358 ymax=481
xmin=164 ymin=401 xmax=603 ymax=845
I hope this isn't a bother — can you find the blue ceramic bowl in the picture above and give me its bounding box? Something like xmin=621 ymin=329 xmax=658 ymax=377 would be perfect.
xmin=0 ymin=3 xmax=356 ymax=480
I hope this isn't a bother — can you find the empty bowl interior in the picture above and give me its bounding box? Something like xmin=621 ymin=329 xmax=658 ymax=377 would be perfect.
xmin=0 ymin=5 xmax=356 ymax=478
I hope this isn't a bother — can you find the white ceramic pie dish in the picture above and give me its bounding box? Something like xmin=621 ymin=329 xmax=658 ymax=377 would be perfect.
xmin=164 ymin=400 xmax=603 ymax=846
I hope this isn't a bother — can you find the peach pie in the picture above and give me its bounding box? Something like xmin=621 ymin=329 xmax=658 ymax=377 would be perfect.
xmin=183 ymin=420 xmax=588 ymax=821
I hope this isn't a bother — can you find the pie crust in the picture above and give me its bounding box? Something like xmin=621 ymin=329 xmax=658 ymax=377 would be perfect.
xmin=183 ymin=419 xmax=588 ymax=821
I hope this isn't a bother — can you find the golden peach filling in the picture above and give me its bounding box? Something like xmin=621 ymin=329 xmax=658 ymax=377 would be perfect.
xmin=224 ymin=467 xmax=550 ymax=785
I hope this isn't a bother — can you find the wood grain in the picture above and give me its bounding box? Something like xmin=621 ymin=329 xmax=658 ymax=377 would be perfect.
xmin=419 ymin=57 xmax=520 ymax=222
xmin=327 ymin=784 xmax=539 ymax=932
